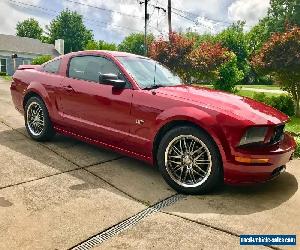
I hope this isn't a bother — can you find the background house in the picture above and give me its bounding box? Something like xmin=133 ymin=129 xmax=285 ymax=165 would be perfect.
xmin=0 ymin=34 xmax=64 ymax=75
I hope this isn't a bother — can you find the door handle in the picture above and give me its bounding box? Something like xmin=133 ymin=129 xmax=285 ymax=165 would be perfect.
xmin=63 ymin=85 xmax=75 ymax=92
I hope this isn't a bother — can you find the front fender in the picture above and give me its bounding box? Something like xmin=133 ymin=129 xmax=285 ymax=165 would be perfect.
xmin=153 ymin=106 xmax=231 ymax=162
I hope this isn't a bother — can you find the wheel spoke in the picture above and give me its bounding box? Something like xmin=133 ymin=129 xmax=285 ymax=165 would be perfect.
xmin=193 ymin=165 xmax=206 ymax=176
xmin=182 ymin=168 xmax=188 ymax=182
xmin=191 ymin=146 xmax=204 ymax=156
xmin=172 ymin=145 xmax=182 ymax=156
xmin=188 ymin=140 xmax=195 ymax=153
xmin=183 ymin=138 xmax=188 ymax=152
xmin=194 ymin=159 xmax=211 ymax=164
xmin=189 ymin=170 xmax=197 ymax=184
xmin=169 ymin=160 xmax=181 ymax=165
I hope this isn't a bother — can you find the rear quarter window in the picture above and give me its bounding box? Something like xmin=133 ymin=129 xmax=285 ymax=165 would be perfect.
xmin=43 ymin=59 xmax=61 ymax=74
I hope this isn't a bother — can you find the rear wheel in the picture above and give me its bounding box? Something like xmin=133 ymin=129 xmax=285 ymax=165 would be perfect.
xmin=25 ymin=96 xmax=55 ymax=141
xmin=157 ymin=126 xmax=222 ymax=194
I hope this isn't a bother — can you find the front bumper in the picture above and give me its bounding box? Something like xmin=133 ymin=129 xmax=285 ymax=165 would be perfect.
xmin=223 ymin=133 xmax=296 ymax=185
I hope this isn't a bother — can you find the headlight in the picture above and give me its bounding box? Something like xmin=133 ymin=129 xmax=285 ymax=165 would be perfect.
xmin=239 ymin=127 xmax=268 ymax=146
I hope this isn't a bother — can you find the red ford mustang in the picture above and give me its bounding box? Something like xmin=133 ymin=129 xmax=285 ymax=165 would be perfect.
xmin=10 ymin=50 xmax=296 ymax=194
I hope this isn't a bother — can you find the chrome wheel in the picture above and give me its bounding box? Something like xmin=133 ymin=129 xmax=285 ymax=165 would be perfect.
xmin=26 ymin=101 xmax=45 ymax=136
xmin=165 ymin=135 xmax=212 ymax=188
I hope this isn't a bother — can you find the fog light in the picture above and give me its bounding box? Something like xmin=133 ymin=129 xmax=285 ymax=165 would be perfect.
xmin=235 ymin=156 xmax=269 ymax=164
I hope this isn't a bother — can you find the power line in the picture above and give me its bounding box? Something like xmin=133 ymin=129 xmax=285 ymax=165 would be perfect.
xmin=171 ymin=6 xmax=251 ymax=28
xmin=171 ymin=10 xmax=214 ymax=31
xmin=63 ymin=0 xmax=143 ymax=19
xmin=7 ymin=0 xmax=143 ymax=33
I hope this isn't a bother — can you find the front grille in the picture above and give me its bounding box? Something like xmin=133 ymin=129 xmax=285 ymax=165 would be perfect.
xmin=270 ymin=125 xmax=285 ymax=144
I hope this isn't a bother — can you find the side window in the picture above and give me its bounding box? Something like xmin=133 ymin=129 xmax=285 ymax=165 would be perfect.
xmin=68 ymin=56 xmax=125 ymax=83
xmin=44 ymin=59 xmax=60 ymax=74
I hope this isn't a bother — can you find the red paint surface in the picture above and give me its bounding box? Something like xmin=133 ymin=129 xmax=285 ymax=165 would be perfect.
xmin=10 ymin=50 xmax=296 ymax=185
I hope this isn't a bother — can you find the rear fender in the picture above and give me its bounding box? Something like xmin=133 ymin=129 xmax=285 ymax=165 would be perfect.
xmin=24 ymin=82 xmax=52 ymax=113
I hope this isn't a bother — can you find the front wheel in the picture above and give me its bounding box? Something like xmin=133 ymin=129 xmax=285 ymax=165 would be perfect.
xmin=157 ymin=126 xmax=222 ymax=194
xmin=25 ymin=96 xmax=55 ymax=141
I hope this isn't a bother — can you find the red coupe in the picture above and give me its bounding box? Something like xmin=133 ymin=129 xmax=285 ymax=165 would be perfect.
xmin=10 ymin=50 xmax=296 ymax=194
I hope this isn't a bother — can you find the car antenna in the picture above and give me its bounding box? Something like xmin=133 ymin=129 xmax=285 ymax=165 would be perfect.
xmin=153 ymin=61 xmax=157 ymax=86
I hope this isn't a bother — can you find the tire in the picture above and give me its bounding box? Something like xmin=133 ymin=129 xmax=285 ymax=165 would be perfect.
xmin=157 ymin=126 xmax=222 ymax=194
xmin=24 ymin=96 xmax=55 ymax=141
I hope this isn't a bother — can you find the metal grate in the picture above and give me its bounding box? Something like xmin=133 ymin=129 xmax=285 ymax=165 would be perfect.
xmin=71 ymin=194 xmax=186 ymax=250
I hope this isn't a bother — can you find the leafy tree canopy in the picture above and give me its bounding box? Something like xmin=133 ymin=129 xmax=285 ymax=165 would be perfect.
xmin=31 ymin=55 xmax=52 ymax=65
xmin=252 ymin=27 xmax=300 ymax=116
xmin=149 ymin=32 xmax=232 ymax=85
xmin=248 ymin=0 xmax=300 ymax=51
xmin=47 ymin=9 xmax=93 ymax=53
xmin=85 ymin=40 xmax=118 ymax=51
xmin=118 ymin=33 xmax=154 ymax=56
xmin=16 ymin=18 xmax=43 ymax=40
xmin=215 ymin=21 xmax=250 ymax=80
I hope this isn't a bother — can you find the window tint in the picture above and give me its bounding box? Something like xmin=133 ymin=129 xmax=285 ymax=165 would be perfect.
xmin=68 ymin=56 xmax=123 ymax=83
xmin=44 ymin=59 xmax=60 ymax=74
xmin=0 ymin=58 xmax=7 ymax=73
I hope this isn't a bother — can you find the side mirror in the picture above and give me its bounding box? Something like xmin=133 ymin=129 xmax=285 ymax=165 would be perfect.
xmin=99 ymin=73 xmax=126 ymax=89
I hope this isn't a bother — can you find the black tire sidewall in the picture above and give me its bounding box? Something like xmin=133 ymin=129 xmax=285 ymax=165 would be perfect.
xmin=157 ymin=126 xmax=222 ymax=194
xmin=25 ymin=96 xmax=54 ymax=141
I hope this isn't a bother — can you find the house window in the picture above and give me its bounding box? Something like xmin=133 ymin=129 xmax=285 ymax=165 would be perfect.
xmin=0 ymin=58 xmax=7 ymax=73
xmin=23 ymin=59 xmax=31 ymax=65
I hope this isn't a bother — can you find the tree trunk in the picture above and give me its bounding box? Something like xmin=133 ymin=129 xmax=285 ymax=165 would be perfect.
xmin=296 ymin=99 xmax=300 ymax=118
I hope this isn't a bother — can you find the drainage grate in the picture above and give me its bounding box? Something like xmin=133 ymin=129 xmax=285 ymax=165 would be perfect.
xmin=71 ymin=194 xmax=186 ymax=250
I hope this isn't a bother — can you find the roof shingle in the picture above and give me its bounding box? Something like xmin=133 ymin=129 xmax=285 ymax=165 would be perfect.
xmin=0 ymin=34 xmax=60 ymax=56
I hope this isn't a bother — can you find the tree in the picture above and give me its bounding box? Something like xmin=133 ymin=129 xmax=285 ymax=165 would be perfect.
xmin=149 ymin=32 xmax=195 ymax=81
xmin=252 ymin=27 xmax=300 ymax=117
xmin=47 ymin=10 xmax=93 ymax=53
xmin=118 ymin=33 xmax=154 ymax=56
xmin=213 ymin=53 xmax=244 ymax=93
xmin=149 ymin=33 xmax=231 ymax=83
xmin=184 ymin=30 xmax=215 ymax=47
xmin=16 ymin=18 xmax=43 ymax=40
xmin=215 ymin=22 xmax=250 ymax=83
xmin=248 ymin=0 xmax=300 ymax=52
xmin=188 ymin=42 xmax=233 ymax=85
xmin=266 ymin=0 xmax=300 ymax=33
xmin=85 ymin=40 xmax=117 ymax=51
xmin=31 ymin=55 xmax=52 ymax=65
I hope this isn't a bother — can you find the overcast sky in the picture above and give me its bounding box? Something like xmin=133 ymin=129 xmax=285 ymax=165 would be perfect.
xmin=0 ymin=0 xmax=270 ymax=44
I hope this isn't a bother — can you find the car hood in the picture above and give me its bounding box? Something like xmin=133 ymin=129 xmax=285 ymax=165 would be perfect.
xmin=156 ymin=85 xmax=289 ymax=125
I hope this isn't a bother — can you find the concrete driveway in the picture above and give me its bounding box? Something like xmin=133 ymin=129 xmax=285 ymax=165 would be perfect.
xmin=0 ymin=78 xmax=299 ymax=250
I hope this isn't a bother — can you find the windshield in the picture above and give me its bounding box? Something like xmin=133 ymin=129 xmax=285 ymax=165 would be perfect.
xmin=116 ymin=56 xmax=182 ymax=89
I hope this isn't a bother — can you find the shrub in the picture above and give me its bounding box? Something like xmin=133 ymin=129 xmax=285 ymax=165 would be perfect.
xmin=149 ymin=33 xmax=231 ymax=82
xmin=295 ymin=137 xmax=300 ymax=158
xmin=252 ymin=92 xmax=295 ymax=116
xmin=149 ymin=32 xmax=195 ymax=81
xmin=251 ymin=27 xmax=300 ymax=117
xmin=0 ymin=72 xmax=7 ymax=76
xmin=31 ymin=55 xmax=52 ymax=65
xmin=213 ymin=53 xmax=244 ymax=93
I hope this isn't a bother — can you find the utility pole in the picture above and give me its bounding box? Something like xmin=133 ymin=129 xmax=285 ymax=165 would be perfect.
xmin=168 ymin=0 xmax=172 ymax=38
xmin=144 ymin=0 xmax=149 ymax=56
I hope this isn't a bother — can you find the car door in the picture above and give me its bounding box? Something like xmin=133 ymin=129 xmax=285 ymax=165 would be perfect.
xmin=58 ymin=55 xmax=133 ymax=145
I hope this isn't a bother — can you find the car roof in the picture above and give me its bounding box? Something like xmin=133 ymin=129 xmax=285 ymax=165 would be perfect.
xmin=68 ymin=50 xmax=147 ymax=59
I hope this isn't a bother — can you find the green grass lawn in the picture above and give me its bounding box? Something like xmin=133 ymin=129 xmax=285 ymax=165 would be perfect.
xmin=0 ymin=76 xmax=12 ymax=81
xmin=237 ymin=89 xmax=283 ymax=98
xmin=237 ymin=85 xmax=281 ymax=90
xmin=195 ymin=84 xmax=281 ymax=91
xmin=286 ymin=117 xmax=300 ymax=134
xmin=286 ymin=117 xmax=300 ymax=158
